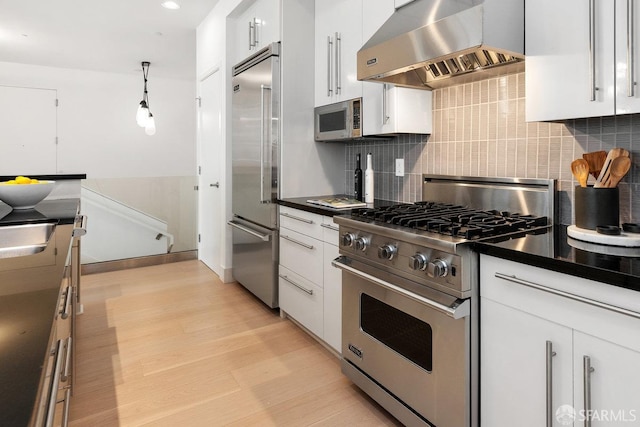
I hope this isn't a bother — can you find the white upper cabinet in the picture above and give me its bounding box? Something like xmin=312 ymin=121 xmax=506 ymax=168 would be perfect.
xmin=314 ymin=0 xmax=363 ymax=106
xmin=526 ymin=0 xmax=640 ymax=121
xmin=361 ymin=0 xmax=432 ymax=135
xmin=231 ymin=0 xmax=280 ymax=65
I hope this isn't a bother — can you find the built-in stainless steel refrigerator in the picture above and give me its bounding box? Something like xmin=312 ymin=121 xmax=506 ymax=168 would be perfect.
xmin=228 ymin=42 xmax=280 ymax=308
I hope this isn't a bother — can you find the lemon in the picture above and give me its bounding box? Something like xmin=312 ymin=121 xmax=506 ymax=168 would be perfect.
xmin=15 ymin=176 xmax=32 ymax=184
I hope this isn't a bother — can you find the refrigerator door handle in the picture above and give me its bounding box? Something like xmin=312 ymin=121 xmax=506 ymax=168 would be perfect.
xmin=260 ymin=84 xmax=272 ymax=204
xmin=227 ymin=220 xmax=271 ymax=242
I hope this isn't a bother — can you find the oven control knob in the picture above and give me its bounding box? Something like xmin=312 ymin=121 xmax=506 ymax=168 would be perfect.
xmin=409 ymin=253 xmax=428 ymax=271
xmin=427 ymin=259 xmax=448 ymax=278
xmin=377 ymin=244 xmax=397 ymax=260
xmin=341 ymin=233 xmax=356 ymax=247
xmin=354 ymin=236 xmax=370 ymax=251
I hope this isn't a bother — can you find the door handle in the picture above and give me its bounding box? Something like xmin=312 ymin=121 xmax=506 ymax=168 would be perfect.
xmin=589 ymin=0 xmax=597 ymax=101
xmin=546 ymin=340 xmax=557 ymax=427
xmin=335 ymin=32 xmax=342 ymax=95
xmin=260 ymin=84 xmax=272 ymax=203
xmin=210 ymin=182 xmax=220 ymax=188
xmin=327 ymin=35 xmax=333 ymax=97
xmin=628 ymin=0 xmax=635 ymax=97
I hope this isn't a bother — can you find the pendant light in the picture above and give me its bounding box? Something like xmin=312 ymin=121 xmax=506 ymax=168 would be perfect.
xmin=136 ymin=61 xmax=156 ymax=135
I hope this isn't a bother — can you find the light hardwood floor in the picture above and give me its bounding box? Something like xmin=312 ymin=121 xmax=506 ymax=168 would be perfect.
xmin=69 ymin=260 xmax=402 ymax=426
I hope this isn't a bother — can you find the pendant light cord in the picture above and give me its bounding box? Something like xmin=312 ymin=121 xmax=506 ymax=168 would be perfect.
xmin=142 ymin=61 xmax=150 ymax=108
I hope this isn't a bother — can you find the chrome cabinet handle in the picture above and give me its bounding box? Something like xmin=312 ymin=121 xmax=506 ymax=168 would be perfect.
xmin=227 ymin=221 xmax=271 ymax=241
xmin=45 ymin=340 xmax=64 ymax=427
xmin=584 ymin=355 xmax=595 ymax=427
xmin=281 ymin=212 xmax=314 ymax=224
xmin=61 ymin=388 xmax=71 ymax=427
xmin=61 ymin=283 xmax=72 ymax=319
xmin=279 ymin=274 xmax=314 ymax=295
xmin=281 ymin=234 xmax=315 ymax=250
xmin=73 ymin=214 xmax=87 ymax=237
xmin=628 ymin=0 xmax=636 ymax=97
xmin=210 ymin=182 xmax=220 ymax=188
xmin=249 ymin=20 xmax=256 ymax=49
xmin=327 ymin=36 xmax=333 ymax=97
xmin=333 ymin=256 xmax=470 ymax=319
xmin=494 ymin=273 xmax=640 ymax=320
xmin=320 ymin=223 xmax=339 ymax=231
xmin=546 ymin=340 xmax=557 ymax=427
xmin=253 ymin=17 xmax=259 ymax=46
xmin=62 ymin=336 xmax=72 ymax=383
xmin=335 ymin=32 xmax=342 ymax=95
xmin=382 ymin=84 xmax=390 ymax=124
xmin=589 ymin=0 xmax=597 ymax=101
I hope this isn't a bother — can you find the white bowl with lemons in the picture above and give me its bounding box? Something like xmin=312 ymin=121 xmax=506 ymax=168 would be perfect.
xmin=0 ymin=176 xmax=55 ymax=209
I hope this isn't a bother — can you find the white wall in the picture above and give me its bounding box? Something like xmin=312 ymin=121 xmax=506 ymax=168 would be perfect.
xmin=0 ymin=61 xmax=196 ymax=178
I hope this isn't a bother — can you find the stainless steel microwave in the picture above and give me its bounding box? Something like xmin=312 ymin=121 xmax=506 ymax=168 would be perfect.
xmin=314 ymin=98 xmax=362 ymax=141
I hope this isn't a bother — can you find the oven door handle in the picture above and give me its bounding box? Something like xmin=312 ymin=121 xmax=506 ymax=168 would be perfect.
xmin=332 ymin=256 xmax=470 ymax=319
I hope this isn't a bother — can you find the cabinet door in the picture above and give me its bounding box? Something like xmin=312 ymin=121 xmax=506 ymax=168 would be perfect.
xmin=525 ymin=0 xmax=615 ymax=121
xmin=314 ymin=0 xmax=362 ymax=106
xmin=323 ymin=242 xmax=341 ymax=352
xmin=232 ymin=3 xmax=256 ymax=65
xmin=615 ymin=0 xmax=640 ymax=114
xmin=253 ymin=0 xmax=280 ymax=51
xmin=481 ymin=298 xmax=573 ymax=427
xmin=573 ymin=332 xmax=640 ymax=425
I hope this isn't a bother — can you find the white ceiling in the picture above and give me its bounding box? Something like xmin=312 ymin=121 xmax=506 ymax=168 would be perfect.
xmin=0 ymin=0 xmax=220 ymax=80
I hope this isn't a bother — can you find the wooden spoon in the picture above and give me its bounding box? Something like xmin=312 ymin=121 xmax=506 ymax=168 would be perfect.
xmin=571 ymin=158 xmax=589 ymax=188
xmin=607 ymin=156 xmax=631 ymax=188
xmin=582 ymin=150 xmax=607 ymax=180
xmin=594 ymin=148 xmax=626 ymax=188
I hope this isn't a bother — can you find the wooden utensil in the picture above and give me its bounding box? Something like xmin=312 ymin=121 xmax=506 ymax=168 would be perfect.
xmin=606 ymin=156 xmax=631 ymax=188
xmin=571 ymin=158 xmax=589 ymax=187
xmin=594 ymin=148 xmax=626 ymax=188
xmin=582 ymin=150 xmax=607 ymax=180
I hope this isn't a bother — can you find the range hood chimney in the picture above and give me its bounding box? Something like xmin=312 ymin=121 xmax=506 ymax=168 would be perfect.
xmin=357 ymin=0 xmax=525 ymax=90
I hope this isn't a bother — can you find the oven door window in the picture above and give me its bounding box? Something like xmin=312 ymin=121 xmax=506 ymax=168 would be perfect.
xmin=360 ymin=293 xmax=433 ymax=372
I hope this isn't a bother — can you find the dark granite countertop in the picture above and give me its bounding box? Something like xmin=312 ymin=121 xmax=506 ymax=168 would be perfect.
xmin=475 ymin=225 xmax=640 ymax=291
xmin=0 ymin=198 xmax=79 ymax=425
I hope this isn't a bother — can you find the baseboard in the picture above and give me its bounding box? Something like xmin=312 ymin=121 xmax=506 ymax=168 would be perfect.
xmin=81 ymin=250 xmax=198 ymax=275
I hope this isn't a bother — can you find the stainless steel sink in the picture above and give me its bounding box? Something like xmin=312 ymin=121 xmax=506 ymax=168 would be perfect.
xmin=0 ymin=223 xmax=56 ymax=259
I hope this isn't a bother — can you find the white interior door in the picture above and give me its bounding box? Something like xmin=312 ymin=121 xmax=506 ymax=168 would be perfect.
xmin=197 ymin=69 xmax=223 ymax=277
xmin=0 ymin=85 xmax=57 ymax=175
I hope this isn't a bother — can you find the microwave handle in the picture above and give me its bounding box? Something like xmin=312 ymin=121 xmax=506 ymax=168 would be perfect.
xmin=260 ymin=84 xmax=272 ymax=203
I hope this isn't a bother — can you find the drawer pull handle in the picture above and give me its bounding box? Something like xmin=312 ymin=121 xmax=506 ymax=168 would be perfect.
xmin=320 ymin=223 xmax=339 ymax=232
xmin=45 ymin=340 xmax=65 ymax=427
xmin=546 ymin=340 xmax=557 ymax=427
xmin=279 ymin=274 xmax=314 ymax=295
xmin=61 ymin=284 xmax=72 ymax=319
xmin=583 ymin=355 xmax=595 ymax=427
xmin=281 ymin=212 xmax=314 ymax=224
xmin=495 ymin=272 xmax=640 ymax=320
xmin=281 ymin=235 xmax=314 ymax=250
xmin=61 ymin=337 xmax=72 ymax=383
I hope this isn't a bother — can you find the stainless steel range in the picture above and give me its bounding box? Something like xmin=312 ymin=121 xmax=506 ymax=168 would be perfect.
xmin=332 ymin=175 xmax=556 ymax=427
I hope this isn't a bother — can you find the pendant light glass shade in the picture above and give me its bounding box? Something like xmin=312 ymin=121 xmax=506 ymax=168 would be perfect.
xmin=145 ymin=113 xmax=156 ymax=136
xmin=136 ymin=100 xmax=150 ymax=127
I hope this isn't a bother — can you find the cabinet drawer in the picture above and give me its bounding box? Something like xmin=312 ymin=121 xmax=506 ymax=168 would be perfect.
xmin=279 ymin=229 xmax=323 ymax=286
xmin=279 ymin=266 xmax=323 ymax=338
xmin=321 ymin=216 xmax=340 ymax=244
xmin=280 ymin=206 xmax=323 ymax=240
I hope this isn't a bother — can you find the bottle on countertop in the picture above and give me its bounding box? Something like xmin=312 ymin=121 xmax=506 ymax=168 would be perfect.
xmin=365 ymin=152 xmax=374 ymax=204
xmin=354 ymin=154 xmax=363 ymax=201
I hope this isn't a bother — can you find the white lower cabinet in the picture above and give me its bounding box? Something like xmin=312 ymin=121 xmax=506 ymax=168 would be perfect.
xmin=481 ymin=254 xmax=640 ymax=427
xmin=279 ymin=207 xmax=342 ymax=353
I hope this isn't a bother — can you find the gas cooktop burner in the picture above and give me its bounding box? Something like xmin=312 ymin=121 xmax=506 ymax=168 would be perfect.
xmin=350 ymin=201 xmax=549 ymax=240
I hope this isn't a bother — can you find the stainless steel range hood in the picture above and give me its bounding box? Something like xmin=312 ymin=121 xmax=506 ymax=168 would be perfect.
xmin=357 ymin=0 xmax=524 ymax=90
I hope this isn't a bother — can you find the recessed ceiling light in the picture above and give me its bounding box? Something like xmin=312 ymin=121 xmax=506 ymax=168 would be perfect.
xmin=161 ymin=1 xmax=180 ymax=10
